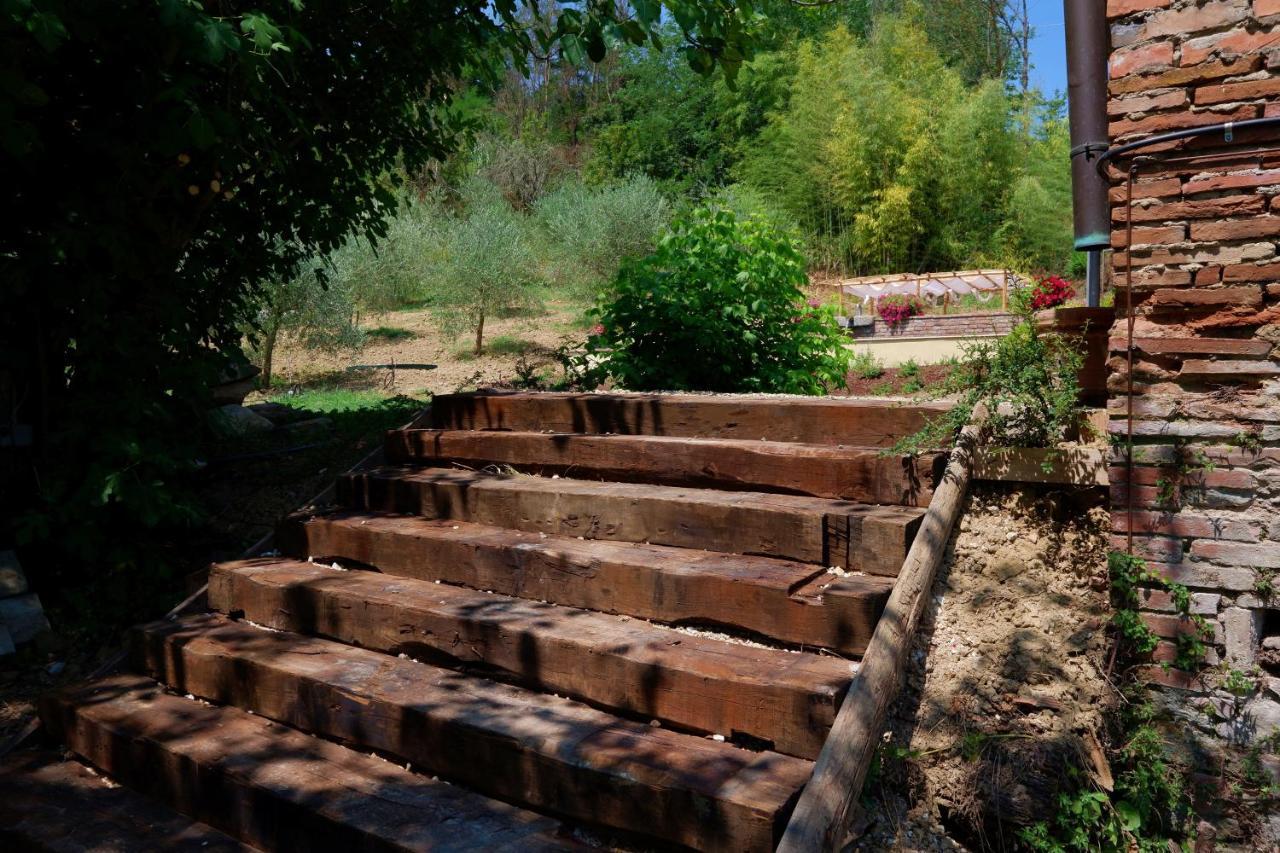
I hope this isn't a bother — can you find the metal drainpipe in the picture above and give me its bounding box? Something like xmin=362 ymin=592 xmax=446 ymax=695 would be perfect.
xmin=1064 ymin=0 xmax=1111 ymax=307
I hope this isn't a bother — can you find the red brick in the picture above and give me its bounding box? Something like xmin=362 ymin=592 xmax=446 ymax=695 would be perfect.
xmin=1109 ymin=89 xmax=1189 ymax=116
xmin=1110 ymin=533 xmax=1185 ymax=563
xmin=1112 ymin=41 xmax=1176 ymax=78
xmin=1135 ymin=665 xmax=1208 ymax=691
xmin=1109 ymin=464 xmax=1257 ymax=489
xmin=1111 ymin=225 xmax=1187 ymax=247
xmin=1196 ymin=266 xmax=1223 ymax=285
xmin=1139 ymin=0 xmax=1251 ymax=41
xmin=1109 ymin=104 xmax=1260 ymax=140
xmin=1261 ymin=0 xmax=1280 ymax=16
xmin=1195 ymin=77 xmax=1280 ymax=106
xmin=1111 ymin=482 xmax=1176 ymax=509
xmin=1108 ymin=0 xmax=1170 ymax=16
xmin=1182 ymin=26 xmax=1280 ymax=65
xmin=1180 ymin=358 xmax=1280 ymax=378
xmin=1119 ymin=268 xmax=1194 ymax=289
xmin=1120 ymin=336 xmax=1273 ymax=357
xmin=1190 ymin=216 xmax=1280 ymax=241
xmin=1148 ymin=286 xmax=1263 ymax=311
xmin=1110 ymin=56 xmax=1264 ymax=96
xmin=1223 ymin=260 xmax=1280 ymax=281
xmin=1185 ymin=169 xmax=1280 ymax=194
xmin=1116 ymin=194 xmax=1266 ymax=223
xmin=1141 ymin=612 xmax=1223 ymax=642
xmin=1109 ymin=178 xmax=1184 ymax=204
xmin=1111 ymin=509 xmax=1258 ymax=540
xmin=1150 ymin=559 xmax=1258 ymax=591
xmin=1191 ymin=540 xmax=1280 ymax=568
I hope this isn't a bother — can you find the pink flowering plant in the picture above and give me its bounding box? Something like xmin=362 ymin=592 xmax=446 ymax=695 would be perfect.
xmin=1029 ymin=275 xmax=1074 ymax=311
xmin=876 ymin=295 xmax=923 ymax=326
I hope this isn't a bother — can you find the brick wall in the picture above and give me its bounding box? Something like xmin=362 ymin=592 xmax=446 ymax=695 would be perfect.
xmin=1107 ymin=0 xmax=1280 ymax=743
xmin=846 ymin=312 xmax=1017 ymax=340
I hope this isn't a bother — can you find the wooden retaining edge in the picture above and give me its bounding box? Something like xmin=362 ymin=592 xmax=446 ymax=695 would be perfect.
xmin=973 ymin=446 xmax=1109 ymax=487
xmin=777 ymin=423 xmax=980 ymax=852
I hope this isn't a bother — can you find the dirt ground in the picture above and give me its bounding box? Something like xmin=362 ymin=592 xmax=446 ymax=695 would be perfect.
xmin=270 ymin=300 xmax=588 ymax=395
xmin=855 ymin=483 xmax=1115 ymax=851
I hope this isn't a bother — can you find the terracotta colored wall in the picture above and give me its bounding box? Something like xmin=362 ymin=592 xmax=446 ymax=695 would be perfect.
xmin=1107 ymin=0 xmax=1280 ymax=742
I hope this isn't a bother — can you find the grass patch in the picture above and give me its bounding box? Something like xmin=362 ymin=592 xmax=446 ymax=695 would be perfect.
xmin=268 ymin=387 xmax=415 ymax=414
xmin=364 ymin=325 xmax=416 ymax=342
xmin=487 ymin=335 xmax=540 ymax=355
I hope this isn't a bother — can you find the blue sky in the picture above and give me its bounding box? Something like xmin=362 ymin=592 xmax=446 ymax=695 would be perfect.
xmin=1029 ymin=1 xmax=1068 ymax=97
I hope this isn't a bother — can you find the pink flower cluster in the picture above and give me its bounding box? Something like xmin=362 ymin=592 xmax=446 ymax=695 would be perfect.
xmin=1030 ymin=275 xmax=1074 ymax=311
xmin=877 ymin=295 xmax=923 ymax=326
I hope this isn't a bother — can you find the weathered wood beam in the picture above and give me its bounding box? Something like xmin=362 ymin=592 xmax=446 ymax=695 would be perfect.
xmin=279 ymin=512 xmax=895 ymax=652
xmin=429 ymin=392 xmax=951 ymax=449
xmin=209 ymin=558 xmax=855 ymax=758
xmin=777 ymin=425 xmax=979 ymax=852
xmin=387 ymin=429 xmax=940 ymax=507
xmin=338 ymin=467 xmax=924 ymax=573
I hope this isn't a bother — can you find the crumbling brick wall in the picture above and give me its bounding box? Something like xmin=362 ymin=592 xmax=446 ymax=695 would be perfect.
xmin=1107 ymin=0 xmax=1280 ymax=743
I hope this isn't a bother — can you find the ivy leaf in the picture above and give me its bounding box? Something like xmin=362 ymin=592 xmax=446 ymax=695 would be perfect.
xmin=26 ymin=10 xmax=68 ymax=51
xmin=1115 ymin=800 xmax=1141 ymax=832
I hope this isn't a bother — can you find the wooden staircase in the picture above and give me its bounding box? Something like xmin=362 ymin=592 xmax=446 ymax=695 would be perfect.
xmin=6 ymin=392 xmax=949 ymax=852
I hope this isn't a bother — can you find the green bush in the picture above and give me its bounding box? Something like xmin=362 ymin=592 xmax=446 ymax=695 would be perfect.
xmin=849 ymin=349 xmax=884 ymax=380
xmin=534 ymin=175 xmax=669 ymax=293
xmin=574 ymin=207 xmax=851 ymax=394
xmin=894 ymin=308 xmax=1084 ymax=452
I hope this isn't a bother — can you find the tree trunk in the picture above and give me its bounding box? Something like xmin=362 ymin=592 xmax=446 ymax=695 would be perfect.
xmin=261 ymin=322 xmax=279 ymax=389
xmin=474 ymin=312 xmax=486 ymax=357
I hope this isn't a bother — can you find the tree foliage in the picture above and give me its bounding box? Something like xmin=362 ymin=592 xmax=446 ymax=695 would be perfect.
xmin=575 ymin=208 xmax=851 ymax=394
xmin=739 ymin=15 xmax=1068 ymax=275
xmin=1 ymin=0 xmax=761 ymax=591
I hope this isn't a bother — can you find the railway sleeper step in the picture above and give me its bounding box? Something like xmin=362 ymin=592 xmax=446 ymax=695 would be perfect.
xmin=336 ymin=466 xmax=923 ymax=575
xmin=385 ymin=428 xmax=940 ymax=507
xmin=428 ymin=391 xmax=951 ymax=449
xmin=128 ymin=613 xmax=815 ymax=852
xmin=279 ymin=511 xmax=895 ymax=653
xmin=39 ymin=675 xmax=576 ymax=853
xmin=0 ymin=750 xmax=257 ymax=853
xmin=209 ymin=558 xmax=855 ymax=759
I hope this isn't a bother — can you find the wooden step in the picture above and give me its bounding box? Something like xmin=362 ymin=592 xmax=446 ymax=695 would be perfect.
xmin=430 ymin=391 xmax=951 ymax=448
xmin=132 ymin=614 xmax=813 ymax=852
xmin=386 ymin=429 xmax=939 ymax=507
xmin=40 ymin=675 xmax=574 ymax=853
xmin=336 ymin=466 xmax=923 ymax=574
xmin=209 ymin=558 xmax=854 ymax=758
xmin=279 ymin=512 xmax=895 ymax=653
xmin=0 ymin=751 xmax=255 ymax=852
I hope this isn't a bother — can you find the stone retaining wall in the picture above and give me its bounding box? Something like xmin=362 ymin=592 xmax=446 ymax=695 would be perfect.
xmin=846 ymin=312 xmax=1016 ymax=339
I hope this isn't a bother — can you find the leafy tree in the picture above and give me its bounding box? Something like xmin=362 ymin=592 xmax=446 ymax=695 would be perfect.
xmin=429 ymin=182 xmax=539 ymax=355
xmin=1 ymin=0 xmax=761 ymax=595
xmin=534 ymin=174 xmax=670 ymax=292
xmin=575 ymin=207 xmax=851 ymax=394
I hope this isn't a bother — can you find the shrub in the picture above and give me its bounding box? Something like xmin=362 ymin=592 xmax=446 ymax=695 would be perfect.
xmin=534 ymin=175 xmax=669 ymax=293
xmin=877 ymin=295 xmax=924 ymax=325
xmin=574 ymin=208 xmax=851 ymax=394
xmin=850 ymin=350 xmax=884 ymax=379
xmin=894 ymin=308 xmax=1084 ymax=453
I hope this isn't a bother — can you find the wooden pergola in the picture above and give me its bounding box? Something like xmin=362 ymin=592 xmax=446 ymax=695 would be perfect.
xmin=836 ymin=268 xmax=1028 ymax=314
